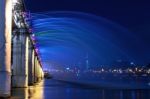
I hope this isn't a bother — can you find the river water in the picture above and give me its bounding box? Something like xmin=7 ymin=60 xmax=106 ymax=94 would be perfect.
xmin=11 ymin=79 xmax=150 ymax=99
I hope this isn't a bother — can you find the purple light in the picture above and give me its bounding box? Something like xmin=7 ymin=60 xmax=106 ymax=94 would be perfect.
xmin=35 ymin=48 xmax=38 ymax=53
xmin=31 ymin=36 xmax=35 ymax=41
xmin=29 ymin=28 xmax=33 ymax=33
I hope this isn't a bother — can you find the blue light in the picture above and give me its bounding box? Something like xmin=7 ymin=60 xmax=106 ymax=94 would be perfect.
xmin=31 ymin=11 xmax=150 ymax=69
xmin=66 ymin=68 xmax=70 ymax=70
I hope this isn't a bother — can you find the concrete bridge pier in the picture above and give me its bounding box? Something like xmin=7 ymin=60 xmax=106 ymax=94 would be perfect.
xmin=37 ymin=62 xmax=41 ymax=82
xmin=40 ymin=66 xmax=44 ymax=80
xmin=0 ymin=0 xmax=12 ymax=97
xmin=34 ymin=56 xmax=38 ymax=83
xmin=33 ymin=55 xmax=43 ymax=83
xmin=39 ymin=68 xmax=42 ymax=81
xmin=28 ymin=43 xmax=35 ymax=85
xmin=12 ymin=32 xmax=29 ymax=88
xmin=41 ymin=69 xmax=44 ymax=79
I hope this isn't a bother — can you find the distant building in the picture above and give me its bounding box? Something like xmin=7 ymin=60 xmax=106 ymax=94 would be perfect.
xmin=85 ymin=52 xmax=89 ymax=70
xmin=146 ymin=64 xmax=150 ymax=68
xmin=111 ymin=60 xmax=134 ymax=68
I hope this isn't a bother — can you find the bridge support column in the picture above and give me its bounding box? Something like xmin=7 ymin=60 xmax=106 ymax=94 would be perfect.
xmin=0 ymin=0 xmax=12 ymax=97
xmin=34 ymin=56 xmax=38 ymax=83
xmin=12 ymin=33 xmax=29 ymax=88
xmin=37 ymin=62 xmax=40 ymax=82
xmin=41 ymin=68 xmax=44 ymax=80
xmin=40 ymin=67 xmax=44 ymax=80
xmin=41 ymin=70 xmax=44 ymax=79
xmin=39 ymin=68 xmax=42 ymax=81
xmin=28 ymin=43 xmax=35 ymax=85
xmin=32 ymin=50 xmax=35 ymax=84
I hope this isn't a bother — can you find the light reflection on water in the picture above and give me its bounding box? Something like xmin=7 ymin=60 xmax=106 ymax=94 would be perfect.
xmin=11 ymin=80 xmax=44 ymax=99
xmin=11 ymin=79 xmax=150 ymax=99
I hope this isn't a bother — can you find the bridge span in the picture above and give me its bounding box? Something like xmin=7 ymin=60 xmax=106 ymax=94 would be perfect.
xmin=0 ymin=0 xmax=44 ymax=98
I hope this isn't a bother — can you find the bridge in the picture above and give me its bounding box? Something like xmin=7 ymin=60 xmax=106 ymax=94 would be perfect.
xmin=0 ymin=0 xmax=150 ymax=98
xmin=0 ymin=0 xmax=44 ymax=98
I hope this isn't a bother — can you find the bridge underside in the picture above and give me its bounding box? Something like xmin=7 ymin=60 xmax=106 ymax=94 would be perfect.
xmin=0 ymin=0 xmax=44 ymax=98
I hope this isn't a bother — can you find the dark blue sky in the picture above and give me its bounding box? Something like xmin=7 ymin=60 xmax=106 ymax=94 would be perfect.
xmin=25 ymin=0 xmax=150 ymax=27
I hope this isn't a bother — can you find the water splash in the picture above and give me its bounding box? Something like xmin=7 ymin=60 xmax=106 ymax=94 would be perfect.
xmin=31 ymin=11 xmax=149 ymax=68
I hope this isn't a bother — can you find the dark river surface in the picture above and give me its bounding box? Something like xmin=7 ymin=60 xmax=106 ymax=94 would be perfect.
xmin=11 ymin=79 xmax=150 ymax=99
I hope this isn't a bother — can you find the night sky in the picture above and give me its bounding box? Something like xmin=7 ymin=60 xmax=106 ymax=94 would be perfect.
xmin=24 ymin=0 xmax=150 ymax=68
xmin=25 ymin=0 xmax=150 ymax=29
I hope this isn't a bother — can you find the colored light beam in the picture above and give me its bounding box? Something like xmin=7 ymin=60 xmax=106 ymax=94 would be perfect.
xmin=31 ymin=11 xmax=150 ymax=68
